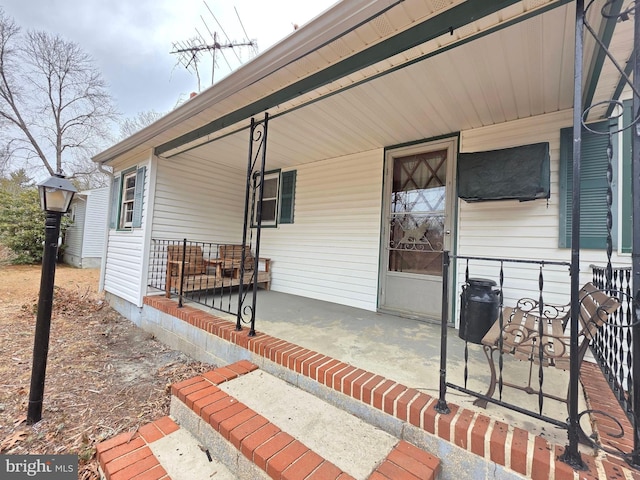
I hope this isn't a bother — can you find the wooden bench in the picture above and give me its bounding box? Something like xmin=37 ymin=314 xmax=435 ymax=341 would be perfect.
xmin=164 ymin=244 xmax=270 ymax=299
xmin=473 ymin=282 xmax=620 ymax=408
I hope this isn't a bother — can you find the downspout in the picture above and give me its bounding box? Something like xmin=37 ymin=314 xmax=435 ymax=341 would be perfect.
xmin=97 ymin=162 xmax=112 ymax=293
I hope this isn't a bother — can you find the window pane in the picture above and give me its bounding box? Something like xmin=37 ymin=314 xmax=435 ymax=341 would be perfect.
xmin=261 ymin=199 xmax=277 ymax=222
xmin=388 ymin=214 xmax=444 ymax=275
xmin=389 ymin=150 xmax=447 ymax=275
xmin=120 ymin=171 xmax=137 ymax=228
xmin=389 ymin=250 xmax=443 ymax=275
xmin=263 ymin=177 xmax=278 ymax=198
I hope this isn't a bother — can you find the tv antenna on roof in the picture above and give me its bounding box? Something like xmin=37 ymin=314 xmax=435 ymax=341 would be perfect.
xmin=171 ymin=2 xmax=257 ymax=92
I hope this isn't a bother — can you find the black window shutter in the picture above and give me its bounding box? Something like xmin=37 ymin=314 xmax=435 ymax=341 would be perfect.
xmin=279 ymin=170 xmax=296 ymax=224
xmin=109 ymin=175 xmax=120 ymax=229
xmin=559 ymin=120 xmax=612 ymax=249
xmin=132 ymin=166 xmax=146 ymax=228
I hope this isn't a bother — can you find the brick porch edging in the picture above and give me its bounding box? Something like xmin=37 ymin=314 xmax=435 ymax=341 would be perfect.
xmin=580 ymin=362 xmax=636 ymax=462
xmin=143 ymin=295 xmax=640 ymax=480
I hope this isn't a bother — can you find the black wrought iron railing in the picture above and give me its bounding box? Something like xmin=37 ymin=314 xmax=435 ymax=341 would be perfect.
xmin=437 ymin=253 xmax=575 ymax=427
xmin=147 ymin=238 xmax=269 ymax=333
xmin=590 ymin=264 xmax=634 ymax=417
xmin=438 ymin=253 xmax=640 ymax=468
xmin=146 ymin=112 xmax=271 ymax=337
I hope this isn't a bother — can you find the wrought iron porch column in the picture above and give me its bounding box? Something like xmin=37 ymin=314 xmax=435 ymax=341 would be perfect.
xmin=436 ymin=250 xmax=451 ymax=414
xmin=560 ymin=0 xmax=586 ymax=469
xmin=237 ymin=114 xmax=269 ymax=336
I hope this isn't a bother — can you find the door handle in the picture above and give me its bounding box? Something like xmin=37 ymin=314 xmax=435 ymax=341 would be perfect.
xmin=445 ymin=230 xmax=451 ymax=235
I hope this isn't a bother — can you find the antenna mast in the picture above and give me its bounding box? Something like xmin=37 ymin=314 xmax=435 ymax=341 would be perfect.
xmin=171 ymin=3 xmax=256 ymax=91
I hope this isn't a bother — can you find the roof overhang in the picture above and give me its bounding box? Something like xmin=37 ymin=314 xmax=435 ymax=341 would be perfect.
xmin=93 ymin=0 xmax=634 ymax=171
xmin=92 ymin=0 xmax=406 ymax=164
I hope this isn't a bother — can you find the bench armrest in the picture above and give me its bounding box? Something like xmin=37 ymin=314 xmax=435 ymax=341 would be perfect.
xmin=258 ymin=257 xmax=271 ymax=272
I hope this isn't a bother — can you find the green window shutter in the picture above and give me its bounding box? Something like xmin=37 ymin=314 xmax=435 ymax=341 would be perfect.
xmin=621 ymin=100 xmax=632 ymax=253
xmin=559 ymin=120 xmax=612 ymax=249
xmin=132 ymin=166 xmax=146 ymax=228
xmin=109 ymin=175 xmax=120 ymax=229
xmin=279 ymin=170 xmax=296 ymax=224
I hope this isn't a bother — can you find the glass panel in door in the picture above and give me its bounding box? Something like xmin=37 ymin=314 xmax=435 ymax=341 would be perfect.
xmin=389 ymin=149 xmax=447 ymax=276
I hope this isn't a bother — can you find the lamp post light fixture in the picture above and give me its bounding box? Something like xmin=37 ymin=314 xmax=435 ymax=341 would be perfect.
xmin=27 ymin=174 xmax=77 ymax=424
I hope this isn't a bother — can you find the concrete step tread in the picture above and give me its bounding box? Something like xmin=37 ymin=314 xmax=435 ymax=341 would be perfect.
xmin=170 ymin=360 xmax=440 ymax=480
xmin=96 ymin=415 xmax=234 ymax=480
xmin=217 ymin=369 xmax=397 ymax=478
xmin=151 ymin=428 xmax=236 ymax=480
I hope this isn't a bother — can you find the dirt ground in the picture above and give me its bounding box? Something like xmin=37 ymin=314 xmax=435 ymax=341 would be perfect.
xmin=0 ymin=263 xmax=214 ymax=479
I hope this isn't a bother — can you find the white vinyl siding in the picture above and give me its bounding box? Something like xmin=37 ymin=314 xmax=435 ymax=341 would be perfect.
xmin=259 ymin=150 xmax=384 ymax=311
xmin=81 ymin=187 xmax=109 ymax=258
xmin=63 ymin=199 xmax=86 ymax=261
xmin=63 ymin=187 xmax=109 ymax=268
xmin=151 ymin=156 xmax=245 ymax=242
xmin=457 ymin=109 xmax=631 ymax=307
xmin=104 ymin=161 xmax=151 ymax=305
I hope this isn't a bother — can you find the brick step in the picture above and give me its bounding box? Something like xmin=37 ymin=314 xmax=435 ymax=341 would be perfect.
xmin=96 ymin=416 xmax=236 ymax=480
xmin=95 ymin=360 xmax=441 ymax=479
xmin=170 ymin=360 xmax=441 ymax=480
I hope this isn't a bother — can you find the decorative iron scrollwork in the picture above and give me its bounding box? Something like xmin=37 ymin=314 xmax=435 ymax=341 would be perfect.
xmin=578 ymin=2 xmax=640 ymax=464
xmin=389 ymin=215 xmax=444 ymax=252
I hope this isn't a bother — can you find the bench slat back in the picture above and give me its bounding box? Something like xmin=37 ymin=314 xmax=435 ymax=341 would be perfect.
xmin=481 ymin=282 xmax=620 ymax=370
xmin=219 ymin=245 xmax=254 ymax=270
xmin=578 ymin=282 xmax=620 ymax=340
xmin=167 ymin=245 xmax=207 ymax=275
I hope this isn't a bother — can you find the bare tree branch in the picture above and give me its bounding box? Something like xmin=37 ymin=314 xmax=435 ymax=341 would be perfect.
xmin=118 ymin=110 xmax=164 ymax=140
xmin=0 ymin=8 xmax=117 ymax=180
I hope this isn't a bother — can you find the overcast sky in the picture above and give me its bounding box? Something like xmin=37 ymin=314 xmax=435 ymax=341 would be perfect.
xmin=1 ymin=0 xmax=337 ymax=118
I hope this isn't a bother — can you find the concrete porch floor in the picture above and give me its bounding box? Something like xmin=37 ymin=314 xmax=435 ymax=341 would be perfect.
xmin=178 ymin=288 xmax=590 ymax=451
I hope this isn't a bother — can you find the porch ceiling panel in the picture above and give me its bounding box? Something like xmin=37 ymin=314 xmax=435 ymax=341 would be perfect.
xmin=109 ymin=0 xmax=631 ymax=176
xmin=153 ymin=1 xmax=572 ymax=158
xmin=169 ymin=4 xmax=585 ymax=171
xmin=586 ymin=13 xmax=634 ymax=119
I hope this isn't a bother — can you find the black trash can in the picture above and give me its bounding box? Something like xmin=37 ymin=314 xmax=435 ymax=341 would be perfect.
xmin=458 ymin=278 xmax=500 ymax=344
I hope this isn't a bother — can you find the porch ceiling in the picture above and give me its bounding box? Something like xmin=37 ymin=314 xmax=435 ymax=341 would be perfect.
xmin=95 ymin=0 xmax=633 ymax=171
xmin=163 ymin=1 xmax=631 ymax=172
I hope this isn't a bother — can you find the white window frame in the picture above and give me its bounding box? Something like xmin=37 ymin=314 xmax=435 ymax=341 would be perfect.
xmin=252 ymin=170 xmax=280 ymax=228
xmin=119 ymin=170 xmax=137 ymax=229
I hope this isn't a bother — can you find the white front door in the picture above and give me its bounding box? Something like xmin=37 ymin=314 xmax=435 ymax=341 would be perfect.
xmin=379 ymin=139 xmax=456 ymax=320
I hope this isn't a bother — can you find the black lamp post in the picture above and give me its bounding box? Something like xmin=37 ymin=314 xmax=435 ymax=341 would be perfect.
xmin=27 ymin=174 xmax=77 ymax=424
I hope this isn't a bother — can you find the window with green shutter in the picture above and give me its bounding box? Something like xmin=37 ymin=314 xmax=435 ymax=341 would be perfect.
xmin=110 ymin=165 xmax=146 ymax=230
xmin=559 ymin=120 xmax=615 ymax=249
xmin=251 ymin=169 xmax=296 ymax=227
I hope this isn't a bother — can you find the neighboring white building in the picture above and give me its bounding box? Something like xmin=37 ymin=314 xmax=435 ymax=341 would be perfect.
xmin=62 ymin=187 xmax=109 ymax=269
xmin=92 ymin=0 xmax=634 ymax=322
